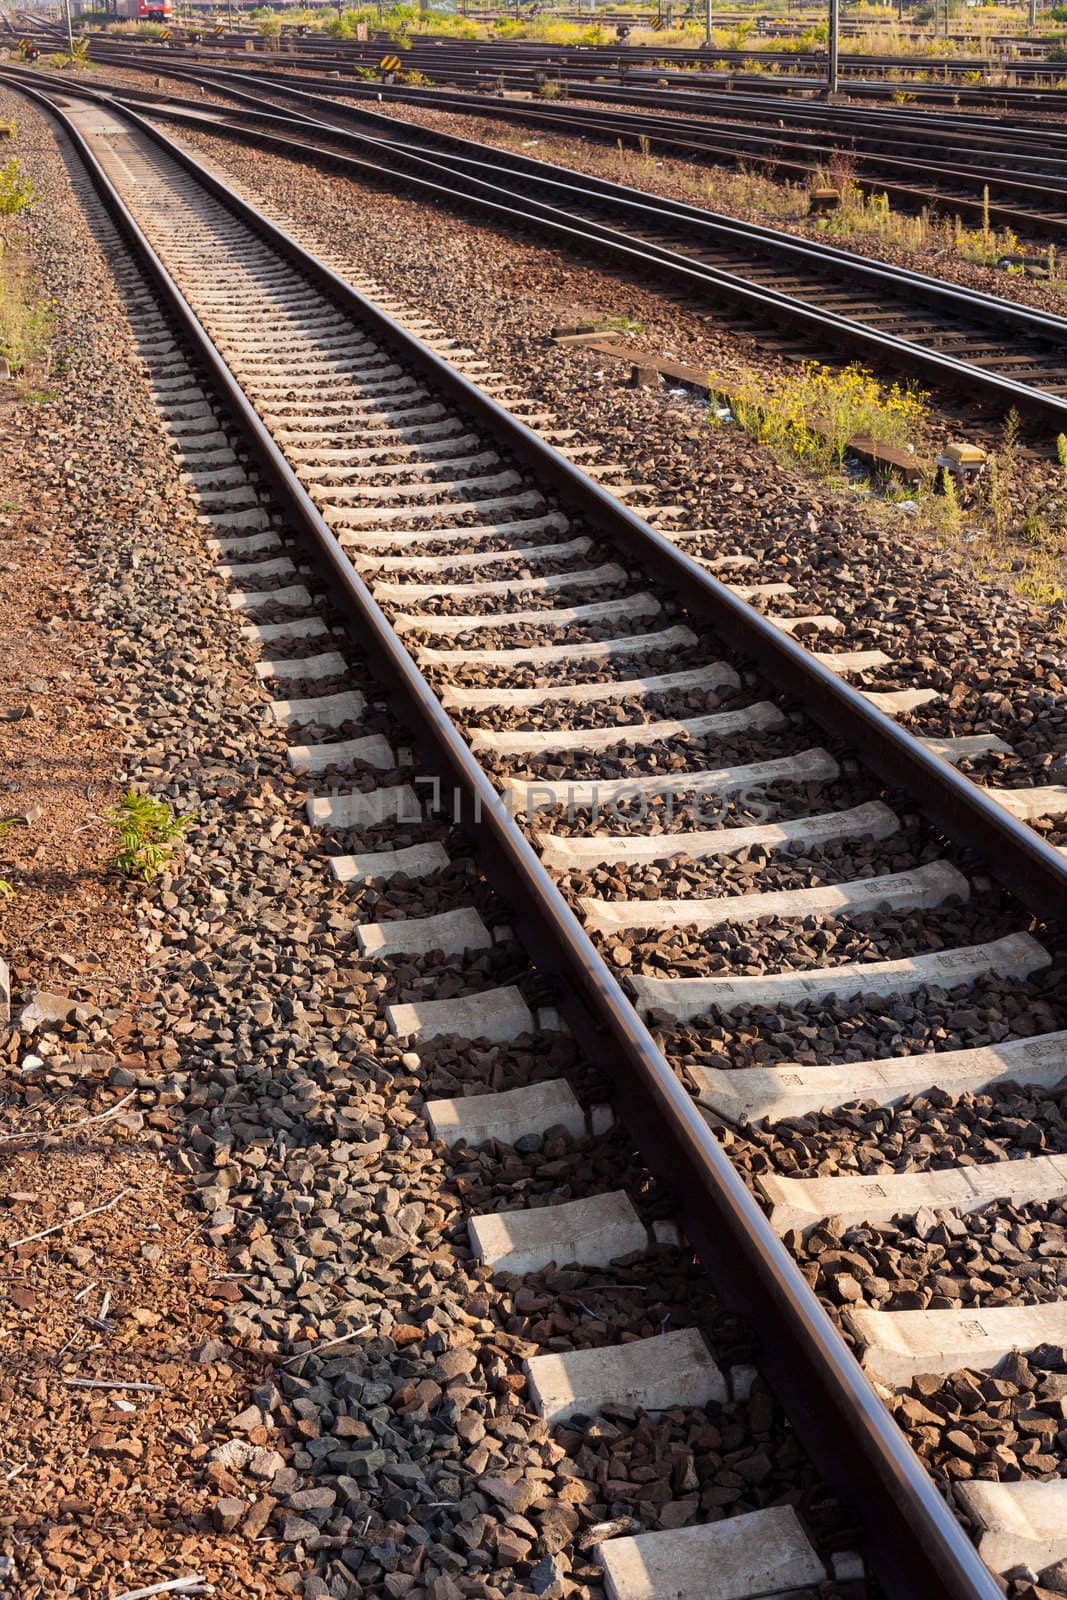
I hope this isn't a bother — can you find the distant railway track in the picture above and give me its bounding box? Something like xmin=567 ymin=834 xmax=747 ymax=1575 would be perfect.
xmin=55 ymin=22 xmax=1067 ymax=109
xmin=24 ymin=55 xmax=1067 ymax=433
xmin=88 ymin=42 xmax=1067 ymax=240
xmin=7 ymin=68 xmax=1067 ymax=1600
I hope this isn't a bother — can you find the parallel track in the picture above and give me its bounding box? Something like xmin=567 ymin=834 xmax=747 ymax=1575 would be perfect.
xmin=35 ymin=58 xmax=1067 ymax=432
xmin=9 ymin=70 xmax=1067 ymax=1600
xmin=93 ymin=45 xmax=1067 ymax=238
xmin=80 ymin=27 xmax=1067 ymax=109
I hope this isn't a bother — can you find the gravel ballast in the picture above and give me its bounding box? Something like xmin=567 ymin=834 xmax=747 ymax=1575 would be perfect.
xmin=0 ymin=90 xmax=861 ymax=1600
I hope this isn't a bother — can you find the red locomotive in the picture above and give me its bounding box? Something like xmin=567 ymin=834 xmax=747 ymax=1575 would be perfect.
xmin=114 ymin=0 xmax=174 ymax=20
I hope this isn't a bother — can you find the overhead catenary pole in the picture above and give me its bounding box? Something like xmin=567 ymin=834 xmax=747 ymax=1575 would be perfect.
xmin=827 ymin=0 xmax=839 ymax=93
xmin=704 ymin=0 xmax=711 ymax=49
xmin=62 ymin=0 xmax=74 ymax=55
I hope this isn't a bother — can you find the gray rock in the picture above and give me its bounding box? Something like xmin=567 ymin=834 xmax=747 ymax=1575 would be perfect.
xmin=530 ymin=1553 xmax=568 ymax=1599
xmin=212 ymin=1496 xmax=246 ymax=1533
xmin=18 ymin=991 xmax=78 ymax=1030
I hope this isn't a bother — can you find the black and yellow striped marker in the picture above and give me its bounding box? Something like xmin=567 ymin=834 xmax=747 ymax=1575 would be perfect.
xmin=379 ymin=53 xmax=401 ymax=72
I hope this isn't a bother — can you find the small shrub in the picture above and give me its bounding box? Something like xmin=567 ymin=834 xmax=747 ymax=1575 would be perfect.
xmin=105 ymin=790 xmax=197 ymax=882
xmin=0 ymin=160 xmax=36 ymax=216
xmin=589 ymin=314 xmax=645 ymax=338
xmin=0 ymin=251 xmax=52 ymax=376
xmin=0 ymin=817 xmax=23 ymax=899
xmin=711 ymin=359 xmax=927 ymax=475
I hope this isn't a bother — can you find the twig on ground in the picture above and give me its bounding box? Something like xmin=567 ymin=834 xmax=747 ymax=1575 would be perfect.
xmin=0 ymin=1089 xmax=137 ymax=1143
xmin=60 ymin=1377 xmax=163 ymax=1392
xmin=281 ymin=1322 xmax=372 ymax=1366
xmin=112 ymin=1580 xmax=213 ymax=1600
xmin=4 ymin=1186 xmax=133 ymax=1250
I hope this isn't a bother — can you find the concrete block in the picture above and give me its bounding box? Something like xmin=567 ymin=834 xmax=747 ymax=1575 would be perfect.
xmin=393 ymin=593 xmax=659 ymax=637
xmin=990 ymin=784 xmax=1067 ymax=821
xmin=923 ymin=734 xmax=1013 ymax=763
xmin=814 ymin=649 xmax=892 ymax=673
xmin=760 ymin=1150 xmax=1067 ymax=1233
xmin=863 ymin=687 xmax=941 ymax=714
xmin=286 ymin=734 xmax=394 ymax=775
xmin=242 ymin=616 xmax=327 ymax=645
xmin=387 ymin=986 xmax=533 ymax=1044
xmin=363 ymin=534 xmax=594 ymax=577
xmin=525 ymin=1328 xmax=725 ymax=1424
xmin=331 ymin=843 xmax=450 ymax=885
xmin=956 ymin=1480 xmax=1067 ymax=1578
xmin=442 ymin=663 xmax=738 ymax=712
xmin=357 ymin=907 xmax=491 ymax=959
xmin=506 ymin=748 xmax=839 ymax=816
xmin=471 ymin=701 xmax=784 ymax=758
xmin=632 ymin=930 xmax=1050 ymax=1023
xmin=583 ymin=860 xmax=966 ymax=934
xmin=426 ymin=1079 xmax=583 ymax=1148
xmin=596 ymin=1505 xmax=825 ymax=1600
xmin=255 ymin=651 xmax=346 ymax=683
xmin=847 ymin=1300 xmax=1067 ymax=1385
xmin=217 ymin=555 xmax=295 ymax=582
xmin=689 ymin=1028 xmax=1067 ymax=1125
xmin=420 ymin=624 xmax=697 ymax=670
xmin=306 ymin=785 xmax=420 ymax=830
xmin=538 ymin=801 xmax=898 ymax=872
xmin=270 ymin=691 xmax=366 ymax=729
xmin=229 ymin=583 xmax=311 ymax=614
xmin=373 ymin=560 xmax=623 ymax=603
xmin=469 ymin=1190 xmax=645 ymax=1274
xmin=771 ymin=613 xmax=844 ymax=636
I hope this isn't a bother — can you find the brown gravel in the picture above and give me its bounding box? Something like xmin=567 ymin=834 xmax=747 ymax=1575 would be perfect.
xmin=0 ymin=217 xmax=138 ymax=995
xmin=0 ymin=92 xmax=285 ymax=1599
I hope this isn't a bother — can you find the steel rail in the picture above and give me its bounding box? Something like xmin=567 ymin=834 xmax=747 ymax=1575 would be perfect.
xmin=86 ymin=37 xmax=1067 ymax=139
xmin=24 ymin=55 xmax=1067 ymax=417
xmin=95 ymin=42 xmax=1067 ymax=149
xmin=197 ymin=68 xmax=1067 ymax=338
xmin=68 ymin=70 xmax=1067 ymax=430
xmin=82 ymin=32 xmax=1067 ymax=108
xmin=7 ymin=73 xmax=1021 ymax=1600
xmin=21 ymin=59 xmax=1067 ymax=420
xmin=91 ymin=46 xmax=1067 ymax=236
xmin=95 ymin=30 xmax=1067 ymax=88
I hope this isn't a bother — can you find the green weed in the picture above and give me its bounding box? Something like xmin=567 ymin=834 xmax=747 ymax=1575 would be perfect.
xmin=0 ymin=250 xmax=52 ymax=376
xmin=0 ymin=817 xmax=23 ymax=899
xmin=105 ymin=790 xmax=197 ymax=882
xmin=0 ymin=160 xmax=36 ymax=217
xmin=711 ymin=359 xmax=927 ymax=476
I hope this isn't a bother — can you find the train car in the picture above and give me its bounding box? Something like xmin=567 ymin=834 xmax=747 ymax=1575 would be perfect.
xmin=113 ymin=0 xmax=174 ymax=19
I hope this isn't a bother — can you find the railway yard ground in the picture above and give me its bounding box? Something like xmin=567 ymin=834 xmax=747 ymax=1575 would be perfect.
xmin=0 ymin=21 xmax=1066 ymax=1600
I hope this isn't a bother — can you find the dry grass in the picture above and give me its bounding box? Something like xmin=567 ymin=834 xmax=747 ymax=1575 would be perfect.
xmin=919 ymin=416 xmax=1067 ymax=617
xmin=0 ymin=247 xmax=52 ymax=377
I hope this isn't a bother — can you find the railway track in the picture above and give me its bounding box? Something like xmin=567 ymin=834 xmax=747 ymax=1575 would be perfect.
xmin=28 ymin=60 xmax=1067 ymax=432
xmin=77 ymin=27 xmax=1067 ymax=110
xmin=88 ymin=45 xmax=1067 ymax=240
xmin=10 ymin=72 xmax=1067 ymax=1599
